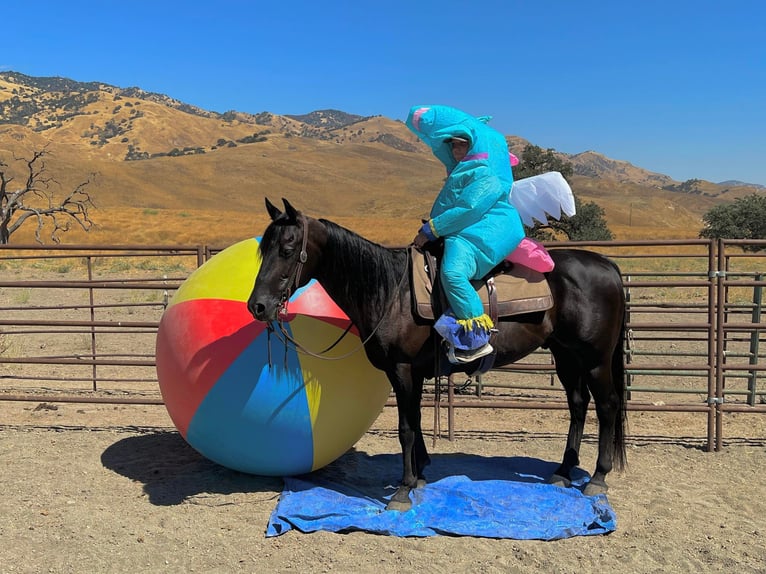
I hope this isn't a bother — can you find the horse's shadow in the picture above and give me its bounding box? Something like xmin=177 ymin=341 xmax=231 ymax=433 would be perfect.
xmin=313 ymin=450 xmax=592 ymax=501
xmin=100 ymin=432 xmax=283 ymax=506
xmin=101 ymin=432 xmax=592 ymax=508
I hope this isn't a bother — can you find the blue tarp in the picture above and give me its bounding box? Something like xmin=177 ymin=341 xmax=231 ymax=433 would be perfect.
xmin=266 ymin=452 xmax=616 ymax=539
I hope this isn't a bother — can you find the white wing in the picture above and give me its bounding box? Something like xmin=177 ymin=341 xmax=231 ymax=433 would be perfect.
xmin=509 ymin=171 xmax=576 ymax=227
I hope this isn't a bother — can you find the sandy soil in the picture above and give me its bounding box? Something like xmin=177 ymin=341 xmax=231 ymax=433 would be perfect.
xmin=1 ymin=399 xmax=764 ymax=574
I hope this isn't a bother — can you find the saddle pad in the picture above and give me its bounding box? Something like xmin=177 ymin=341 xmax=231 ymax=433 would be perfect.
xmin=411 ymin=249 xmax=553 ymax=321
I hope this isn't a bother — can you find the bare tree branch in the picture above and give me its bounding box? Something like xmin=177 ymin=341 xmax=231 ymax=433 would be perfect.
xmin=0 ymin=148 xmax=96 ymax=244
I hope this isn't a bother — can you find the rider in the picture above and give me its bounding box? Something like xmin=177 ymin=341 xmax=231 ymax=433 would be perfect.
xmin=407 ymin=105 xmax=525 ymax=363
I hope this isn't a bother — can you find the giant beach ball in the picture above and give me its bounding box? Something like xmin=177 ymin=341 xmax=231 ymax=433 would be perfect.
xmin=155 ymin=238 xmax=391 ymax=476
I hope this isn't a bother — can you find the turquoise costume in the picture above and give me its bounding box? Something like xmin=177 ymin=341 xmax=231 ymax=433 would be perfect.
xmin=406 ymin=105 xmax=525 ymax=351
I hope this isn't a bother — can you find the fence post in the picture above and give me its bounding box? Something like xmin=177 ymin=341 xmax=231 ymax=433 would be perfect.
xmin=87 ymin=255 xmax=97 ymax=391
xmin=747 ymin=273 xmax=763 ymax=406
xmin=714 ymin=239 xmax=725 ymax=451
xmin=624 ymin=275 xmax=633 ymax=401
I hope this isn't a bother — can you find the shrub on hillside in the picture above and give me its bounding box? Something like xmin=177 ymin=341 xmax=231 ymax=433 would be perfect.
xmin=700 ymin=194 xmax=766 ymax=250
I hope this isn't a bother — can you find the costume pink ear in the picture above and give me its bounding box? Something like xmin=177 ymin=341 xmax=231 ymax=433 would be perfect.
xmin=509 ymin=152 xmax=520 ymax=167
xmin=412 ymin=107 xmax=429 ymax=131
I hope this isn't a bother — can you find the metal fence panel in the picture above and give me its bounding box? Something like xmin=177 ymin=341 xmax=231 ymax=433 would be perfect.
xmin=1 ymin=240 xmax=765 ymax=450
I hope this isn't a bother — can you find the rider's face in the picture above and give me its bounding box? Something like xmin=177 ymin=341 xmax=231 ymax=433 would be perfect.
xmin=450 ymin=140 xmax=469 ymax=162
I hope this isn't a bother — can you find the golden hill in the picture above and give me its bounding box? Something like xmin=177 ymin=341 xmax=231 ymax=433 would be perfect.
xmin=0 ymin=71 xmax=760 ymax=247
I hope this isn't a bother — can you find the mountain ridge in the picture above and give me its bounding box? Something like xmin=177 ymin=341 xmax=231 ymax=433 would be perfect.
xmin=0 ymin=71 xmax=761 ymax=246
xmin=3 ymin=70 xmax=762 ymax=190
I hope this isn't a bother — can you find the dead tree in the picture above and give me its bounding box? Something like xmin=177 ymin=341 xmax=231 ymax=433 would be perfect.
xmin=0 ymin=148 xmax=96 ymax=244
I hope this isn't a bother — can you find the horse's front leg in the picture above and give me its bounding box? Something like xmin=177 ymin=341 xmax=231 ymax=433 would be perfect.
xmin=386 ymin=364 xmax=429 ymax=511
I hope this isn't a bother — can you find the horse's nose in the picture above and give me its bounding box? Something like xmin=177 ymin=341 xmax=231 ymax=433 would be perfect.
xmin=247 ymin=298 xmax=266 ymax=321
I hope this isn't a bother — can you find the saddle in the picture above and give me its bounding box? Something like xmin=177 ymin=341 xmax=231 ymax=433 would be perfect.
xmin=410 ymin=248 xmax=553 ymax=325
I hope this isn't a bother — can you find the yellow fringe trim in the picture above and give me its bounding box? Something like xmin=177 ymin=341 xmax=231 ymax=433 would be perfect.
xmin=456 ymin=314 xmax=494 ymax=332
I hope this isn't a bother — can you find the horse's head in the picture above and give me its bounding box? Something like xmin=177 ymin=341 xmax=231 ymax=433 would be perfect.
xmin=247 ymin=197 xmax=316 ymax=322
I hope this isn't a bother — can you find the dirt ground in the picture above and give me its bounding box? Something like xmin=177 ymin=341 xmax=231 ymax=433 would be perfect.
xmin=1 ymin=399 xmax=764 ymax=574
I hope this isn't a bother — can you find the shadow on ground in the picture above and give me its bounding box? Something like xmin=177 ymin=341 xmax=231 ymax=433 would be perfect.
xmin=101 ymin=431 xmax=283 ymax=506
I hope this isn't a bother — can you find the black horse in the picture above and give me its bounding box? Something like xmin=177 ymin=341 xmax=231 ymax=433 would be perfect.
xmin=248 ymin=198 xmax=627 ymax=511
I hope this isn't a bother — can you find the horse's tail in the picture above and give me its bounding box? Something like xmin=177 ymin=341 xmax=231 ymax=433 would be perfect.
xmin=611 ymin=304 xmax=628 ymax=471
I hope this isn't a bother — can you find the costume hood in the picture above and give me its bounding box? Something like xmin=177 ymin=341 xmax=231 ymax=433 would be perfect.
xmin=405 ymin=105 xmax=516 ymax=178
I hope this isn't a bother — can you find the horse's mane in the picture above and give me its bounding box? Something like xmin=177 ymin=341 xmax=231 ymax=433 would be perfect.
xmin=319 ymin=218 xmax=408 ymax=314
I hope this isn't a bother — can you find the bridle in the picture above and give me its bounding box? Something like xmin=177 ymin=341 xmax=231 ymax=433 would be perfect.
xmin=276 ymin=213 xmax=310 ymax=317
xmin=266 ymin=214 xmax=409 ymax=362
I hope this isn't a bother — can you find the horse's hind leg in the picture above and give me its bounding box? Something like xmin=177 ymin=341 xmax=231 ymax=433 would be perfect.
xmin=583 ymin=364 xmax=622 ymax=496
xmin=548 ymin=347 xmax=590 ymax=488
xmin=554 ymin=354 xmax=620 ymax=496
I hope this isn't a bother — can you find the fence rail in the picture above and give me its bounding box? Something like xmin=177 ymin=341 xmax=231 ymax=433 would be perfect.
xmin=1 ymin=239 xmax=765 ymax=450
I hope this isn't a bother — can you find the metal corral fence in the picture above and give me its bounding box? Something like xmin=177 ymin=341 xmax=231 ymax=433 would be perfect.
xmin=1 ymin=239 xmax=765 ymax=450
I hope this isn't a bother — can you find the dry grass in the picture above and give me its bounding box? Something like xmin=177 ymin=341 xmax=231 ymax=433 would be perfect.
xmin=11 ymin=207 xmax=712 ymax=249
xmin=6 ymin=208 xmax=421 ymax=248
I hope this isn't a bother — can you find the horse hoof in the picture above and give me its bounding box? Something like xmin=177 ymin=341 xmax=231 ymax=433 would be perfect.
xmin=583 ymin=480 xmax=608 ymax=497
xmin=386 ymin=487 xmax=413 ymax=511
xmin=547 ymin=474 xmax=571 ymax=488
xmin=386 ymin=498 xmax=412 ymax=512
xmin=416 ymin=479 xmax=426 ymax=489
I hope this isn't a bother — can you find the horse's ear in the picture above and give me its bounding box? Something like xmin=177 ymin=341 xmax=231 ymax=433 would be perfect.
xmin=282 ymin=198 xmax=299 ymax=222
xmin=265 ymin=198 xmax=282 ymax=221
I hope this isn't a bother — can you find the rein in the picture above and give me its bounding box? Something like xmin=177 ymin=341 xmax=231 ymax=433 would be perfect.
xmin=268 ymin=216 xmax=410 ymax=361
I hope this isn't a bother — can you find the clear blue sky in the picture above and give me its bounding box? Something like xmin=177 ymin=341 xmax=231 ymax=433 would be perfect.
xmin=3 ymin=0 xmax=764 ymax=185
